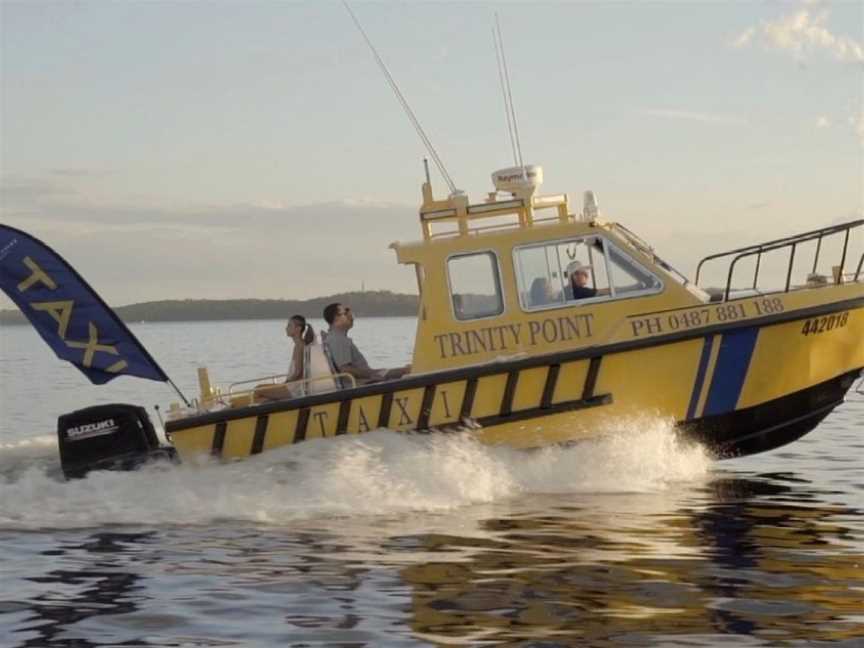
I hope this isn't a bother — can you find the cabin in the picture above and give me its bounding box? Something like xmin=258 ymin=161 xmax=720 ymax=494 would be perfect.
xmin=394 ymin=164 xmax=708 ymax=374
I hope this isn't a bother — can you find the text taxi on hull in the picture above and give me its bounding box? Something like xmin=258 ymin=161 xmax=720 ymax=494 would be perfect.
xmin=1 ymin=162 xmax=862 ymax=478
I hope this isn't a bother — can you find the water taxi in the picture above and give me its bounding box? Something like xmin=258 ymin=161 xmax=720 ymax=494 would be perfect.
xmin=160 ymin=164 xmax=864 ymax=462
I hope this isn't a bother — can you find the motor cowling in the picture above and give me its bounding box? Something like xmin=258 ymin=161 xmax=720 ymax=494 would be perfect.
xmin=57 ymin=403 xmax=178 ymax=480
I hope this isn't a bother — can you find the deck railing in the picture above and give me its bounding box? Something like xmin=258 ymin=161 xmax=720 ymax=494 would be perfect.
xmin=227 ymin=372 xmax=357 ymax=400
xmin=695 ymin=219 xmax=864 ymax=301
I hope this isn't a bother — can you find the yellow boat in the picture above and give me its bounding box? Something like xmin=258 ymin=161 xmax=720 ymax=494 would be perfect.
xmin=162 ymin=164 xmax=864 ymax=462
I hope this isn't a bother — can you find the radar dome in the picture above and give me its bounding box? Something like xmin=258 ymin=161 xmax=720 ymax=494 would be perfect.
xmin=492 ymin=165 xmax=543 ymax=194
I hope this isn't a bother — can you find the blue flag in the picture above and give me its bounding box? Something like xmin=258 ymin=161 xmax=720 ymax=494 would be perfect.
xmin=0 ymin=224 xmax=169 ymax=385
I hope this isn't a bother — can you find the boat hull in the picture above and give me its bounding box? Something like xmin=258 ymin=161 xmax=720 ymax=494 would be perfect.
xmin=165 ymin=295 xmax=864 ymax=461
xmin=679 ymin=368 xmax=860 ymax=458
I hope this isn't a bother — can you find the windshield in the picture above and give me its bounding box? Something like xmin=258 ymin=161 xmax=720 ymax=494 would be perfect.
xmin=609 ymin=222 xmax=710 ymax=302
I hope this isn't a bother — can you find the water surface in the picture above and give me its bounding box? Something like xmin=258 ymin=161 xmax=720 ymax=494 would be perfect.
xmin=1 ymin=319 xmax=862 ymax=647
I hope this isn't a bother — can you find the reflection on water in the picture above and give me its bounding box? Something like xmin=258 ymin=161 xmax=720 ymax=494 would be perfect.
xmin=3 ymin=473 xmax=863 ymax=647
xmin=4 ymin=533 xmax=150 ymax=648
xmin=397 ymin=481 xmax=864 ymax=646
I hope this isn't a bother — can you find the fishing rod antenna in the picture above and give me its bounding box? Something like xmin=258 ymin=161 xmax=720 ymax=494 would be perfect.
xmin=342 ymin=1 xmax=460 ymax=196
xmin=493 ymin=13 xmax=526 ymax=179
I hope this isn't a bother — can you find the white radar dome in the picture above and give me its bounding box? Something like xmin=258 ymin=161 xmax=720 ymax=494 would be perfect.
xmin=492 ymin=165 xmax=543 ymax=194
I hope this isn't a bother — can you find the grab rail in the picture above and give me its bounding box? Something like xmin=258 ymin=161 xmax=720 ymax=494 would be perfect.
xmin=694 ymin=219 xmax=864 ymax=301
xmin=228 ymin=372 xmax=289 ymax=393
xmin=227 ymin=372 xmax=357 ymax=398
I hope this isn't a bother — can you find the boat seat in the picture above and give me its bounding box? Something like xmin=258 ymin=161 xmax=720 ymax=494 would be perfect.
xmin=304 ymin=340 xmax=339 ymax=395
xmin=230 ymin=393 xmax=254 ymax=408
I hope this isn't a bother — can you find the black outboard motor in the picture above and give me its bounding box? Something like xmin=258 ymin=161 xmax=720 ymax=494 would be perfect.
xmin=57 ymin=403 xmax=178 ymax=479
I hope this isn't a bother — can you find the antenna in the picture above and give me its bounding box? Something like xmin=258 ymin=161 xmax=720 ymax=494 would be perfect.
xmin=493 ymin=13 xmax=525 ymax=177
xmin=493 ymin=21 xmax=518 ymax=167
xmin=342 ymin=1 xmax=459 ymax=195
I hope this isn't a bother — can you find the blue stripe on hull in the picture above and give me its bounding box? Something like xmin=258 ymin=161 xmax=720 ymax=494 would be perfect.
xmin=686 ymin=336 xmax=715 ymax=420
xmin=703 ymin=328 xmax=759 ymax=417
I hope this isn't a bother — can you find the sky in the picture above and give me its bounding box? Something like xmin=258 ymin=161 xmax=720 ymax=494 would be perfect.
xmin=1 ymin=0 xmax=862 ymax=307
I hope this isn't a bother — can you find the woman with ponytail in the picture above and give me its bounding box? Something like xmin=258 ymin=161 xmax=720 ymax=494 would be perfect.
xmin=255 ymin=314 xmax=315 ymax=402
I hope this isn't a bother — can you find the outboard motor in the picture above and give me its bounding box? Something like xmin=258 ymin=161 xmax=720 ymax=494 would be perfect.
xmin=57 ymin=403 xmax=178 ymax=480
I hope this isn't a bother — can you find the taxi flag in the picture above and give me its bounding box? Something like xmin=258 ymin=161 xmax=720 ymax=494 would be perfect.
xmin=0 ymin=224 xmax=171 ymax=386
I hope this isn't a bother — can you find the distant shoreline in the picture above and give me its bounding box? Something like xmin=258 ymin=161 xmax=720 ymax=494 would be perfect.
xmin=0 ymin=291 xmax=419 ymax=325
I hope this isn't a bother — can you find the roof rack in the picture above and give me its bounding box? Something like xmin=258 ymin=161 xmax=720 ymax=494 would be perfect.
xmin=419 ymin=191 xmax=572 ymax=240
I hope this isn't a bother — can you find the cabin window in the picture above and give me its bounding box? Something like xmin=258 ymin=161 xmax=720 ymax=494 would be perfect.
xmin=515 ymin=242 xmax=567 ymax=309
xmin=514 ymin=236 xmax=662 ymax=310
xmin=606 ymin=243 xmax=663 ymax=296
xmin=448 ymin=251 xmax=504 ymax=320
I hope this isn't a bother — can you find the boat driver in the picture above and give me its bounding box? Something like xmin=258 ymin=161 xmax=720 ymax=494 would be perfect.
xmin=322 ymin=303 xmax=411 ymax=387
xmin=565 ymin=261 xmax=598 ymax=300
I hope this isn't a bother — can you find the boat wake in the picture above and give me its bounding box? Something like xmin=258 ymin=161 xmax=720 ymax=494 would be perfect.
xmin=0 ymin=418 xmax=711 ymax=530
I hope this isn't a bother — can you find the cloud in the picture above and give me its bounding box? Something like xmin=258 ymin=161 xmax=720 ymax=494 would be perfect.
xmin=732 ymin=5 xmax=863 ymax=63
xmin=732 ymin=27 xmax=755 ymax=49
xmin=812 ymin=109 xmax=864 ymax=144
xmin=1 ymin=176 xmax=78 ymax=201
xmin=49 ymin=168 xmax=109 ymax=178
xmin=0 ymin=178 xmax=421 ymax=304
xmin=640 ymin=109 xmax=747 ymax=125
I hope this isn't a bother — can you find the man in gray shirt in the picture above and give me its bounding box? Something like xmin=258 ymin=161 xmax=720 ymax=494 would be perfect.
xmin=322 ymin=303 xmax=410 ymax=387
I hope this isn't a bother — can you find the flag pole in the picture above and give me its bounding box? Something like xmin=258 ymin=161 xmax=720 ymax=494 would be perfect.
xmin=168 ymin=379 xmax=191 ymax=407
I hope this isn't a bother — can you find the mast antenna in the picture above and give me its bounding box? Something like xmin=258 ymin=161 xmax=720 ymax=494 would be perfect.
xmin=342 ymin=1 xmax=459 ymax=195
xmin=493 ymin=13 xmax=525 ymax=177
xmin=493 ymin=16 xmax=517 ymax=168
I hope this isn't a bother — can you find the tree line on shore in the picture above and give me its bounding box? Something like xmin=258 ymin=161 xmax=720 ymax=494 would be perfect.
xmin=0 ymin=290 xmax=419 ymax=325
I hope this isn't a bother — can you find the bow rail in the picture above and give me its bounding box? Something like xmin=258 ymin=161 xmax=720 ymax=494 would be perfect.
xmin=694 ymin=220 xmax=864 ymax=301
